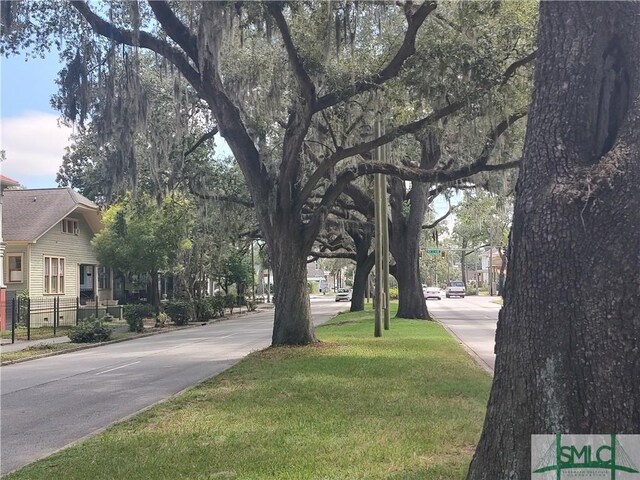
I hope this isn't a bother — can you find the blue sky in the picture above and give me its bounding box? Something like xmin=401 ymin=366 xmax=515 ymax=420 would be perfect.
xmin=1 ymin=53 xmax=72 ymax=188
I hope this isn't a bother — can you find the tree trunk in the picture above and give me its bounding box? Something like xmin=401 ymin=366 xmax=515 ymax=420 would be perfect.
xmin=270 ymin=230 xmax=317 ymax=346
xmin=149 ymin=270 xmax=160 ymax=316
xmin=351 ymin=253 xmax=374 ymax=312
xmin=388 ymin=133 xmax=439 ymax=319
xmin=467 ymin=3 xmax=640 ymax=478
xmin=393 ymin=238 xmax=429 ymax=319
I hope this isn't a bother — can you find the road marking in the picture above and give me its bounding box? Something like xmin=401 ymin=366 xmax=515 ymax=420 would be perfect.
xmin=95 ymin=361 xmax=141 ymax=375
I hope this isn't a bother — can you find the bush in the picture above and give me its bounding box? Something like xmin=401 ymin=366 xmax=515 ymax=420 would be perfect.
xmin=123 ymin=304 xmax=153 ymax=332
xmin=199 ymin=294 xmax=225 ymax=320
xmin=155 ymin=312 xmax=169 ymax=327
xmin=164 ymin=300 xmax=191 ymax=325
xmin=69 ymin=319 xmax=112 ymax=343
xmin=224 ymin=294 xmax=236 ymax=314
xmin=389 ymin=288 xmax=399 ymax=300
xmin=246 ymin=300 xmax=257 ymax=312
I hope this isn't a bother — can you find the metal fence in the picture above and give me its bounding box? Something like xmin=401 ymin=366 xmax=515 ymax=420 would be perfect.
xmin=2 ymin=295 xmax=108 ymax=343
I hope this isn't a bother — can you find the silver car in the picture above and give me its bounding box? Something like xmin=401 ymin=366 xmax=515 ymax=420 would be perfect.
xmin=423 ymin=286 xmax=442 ymax=300
xmin=335 ymin=288 xmax=352 ymax=302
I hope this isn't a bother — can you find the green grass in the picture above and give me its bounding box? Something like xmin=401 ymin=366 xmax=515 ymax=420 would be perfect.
xmin=6 ymin=305 xmax=491 ymax=480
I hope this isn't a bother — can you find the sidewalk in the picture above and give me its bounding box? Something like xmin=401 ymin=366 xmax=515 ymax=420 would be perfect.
xmin=0 ymin=336 xmax=72 ymax=353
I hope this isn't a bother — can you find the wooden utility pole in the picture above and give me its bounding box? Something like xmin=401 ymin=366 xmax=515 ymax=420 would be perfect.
xmin=373 ymin=118 xmax=390 ymax=337
xmin=381 ymin=132 xmax=390 ymax=331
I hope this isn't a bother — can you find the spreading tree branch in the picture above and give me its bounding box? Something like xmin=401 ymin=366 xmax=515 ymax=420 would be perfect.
xmin=70 ymin=1 xmax=202 ymax=91
xmin=314 ymin=1 xmax=437 ymax=112
xmin=147 ymin=1 xmax=199 ymax=64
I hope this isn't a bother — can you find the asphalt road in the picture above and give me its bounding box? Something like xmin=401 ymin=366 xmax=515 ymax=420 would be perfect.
xmin=426 ymin=295 xmax=500 ymax=373
xmin=0 ymin=297 xmax=345 ymax=476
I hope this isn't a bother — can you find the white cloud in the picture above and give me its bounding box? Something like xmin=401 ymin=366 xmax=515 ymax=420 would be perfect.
xmin=1 ymin=111 xmax=73 ymax=187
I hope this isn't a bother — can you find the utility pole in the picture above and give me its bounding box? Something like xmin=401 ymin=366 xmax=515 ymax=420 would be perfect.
xmin=488 ymin=246 xmax=494 ymax=296
xmin=373 ymin=118 xmax=390 ymax=336
xmin=381 ymin=128 xmax=391 ymax=331
xmin=250 ymin=241 xmax=256 ymax=303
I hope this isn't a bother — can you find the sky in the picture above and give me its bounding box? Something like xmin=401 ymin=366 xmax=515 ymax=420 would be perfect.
xmin=1 ymin=53 xmax=72 ymax=188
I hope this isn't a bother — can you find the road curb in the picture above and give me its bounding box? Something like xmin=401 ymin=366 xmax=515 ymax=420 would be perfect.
xmin=435 ymin=319 xmax=494 ymax=377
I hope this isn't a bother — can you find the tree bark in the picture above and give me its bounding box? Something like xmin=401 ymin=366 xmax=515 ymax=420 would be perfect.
xmin=270 ymin=226 xmax=317 ymax=346
xmin=467 ymin=3 xmax=640 ymax=478
xmin=149 ymin=270 xmax=160 ymax=316
xmin=351 ymin=253 xmax=374 ymax=312
xmin=388 ymin=133 xmax=440 ymax=319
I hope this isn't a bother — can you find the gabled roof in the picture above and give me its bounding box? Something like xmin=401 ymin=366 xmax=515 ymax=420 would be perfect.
xmin=0 ymin=175 xmax=20 ymax=188
xmin=3 ymin=188 xmax=101 ymax=242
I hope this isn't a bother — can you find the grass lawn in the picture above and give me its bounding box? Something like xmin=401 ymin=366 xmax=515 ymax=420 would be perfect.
xmin=5 ymin=305 xmax=491 ymax=480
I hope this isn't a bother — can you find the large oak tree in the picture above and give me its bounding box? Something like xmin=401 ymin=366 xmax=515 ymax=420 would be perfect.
xmin=2 ymin=1 xmax=532 ymax=345
xmin=467 ymin=2 xmax=640 ymax=477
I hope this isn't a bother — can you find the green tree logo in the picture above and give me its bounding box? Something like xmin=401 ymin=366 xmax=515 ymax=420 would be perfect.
xmin=533 ymin=434 xmax=639 ymax=479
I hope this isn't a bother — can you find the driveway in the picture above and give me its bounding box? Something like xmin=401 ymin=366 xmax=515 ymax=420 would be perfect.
xmin=427 ymin=295 xmax=500 ymax=373
xmin=0 ymin=298 xmax=345 ymax=475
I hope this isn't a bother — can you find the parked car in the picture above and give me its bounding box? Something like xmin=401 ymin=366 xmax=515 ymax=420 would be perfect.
xmin=335 ymin=288 xmax=353 ymax=302
xmin=423 ymin=286 xmax=442 ymax=300
xmin=446 ymin=281 xmax=466 ymax=298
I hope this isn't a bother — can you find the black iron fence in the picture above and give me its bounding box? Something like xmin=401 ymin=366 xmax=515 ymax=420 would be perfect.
xmin=2 ymin=296 xmax=122 ymax=343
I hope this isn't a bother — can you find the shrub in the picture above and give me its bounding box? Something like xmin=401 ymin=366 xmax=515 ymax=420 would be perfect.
xmin=123 ymin=304 xmax=153 ymax=332
xmin=246 ymin=300 xmax=257 ymax=312
xmin=224 ymin=294 xmax=236 ymax=314
xmin=69 ymin=319 xmax=112 ymax=343
xmin=198 ymin=295 xmax=225 ymax=321
xmin=164 ymin=300 xmax=192 ymax=325
xmin=389 ymin=288 xmax=399 ymax=300
xmin=155 ymin=312 xmax=169 ymax=327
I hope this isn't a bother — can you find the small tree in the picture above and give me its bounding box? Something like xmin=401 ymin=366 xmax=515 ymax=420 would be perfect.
xmin=93 ymin=193 xmax=193 ymax=314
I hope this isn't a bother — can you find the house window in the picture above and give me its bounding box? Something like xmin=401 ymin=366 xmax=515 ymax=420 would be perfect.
xmin=98 ymin=266 xmax=111 ymax=290
xmin=44 ymin=257 xmax=65 ymax=294
xmin=7 ymin=254 xmax=23 ymax=283
xmin=62 ymin=218 xmax=79 ymax=235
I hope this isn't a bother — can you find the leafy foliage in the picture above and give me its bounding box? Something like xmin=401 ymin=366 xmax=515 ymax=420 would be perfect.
xmin=69 ymin=319 xmax=112 ymax=343
xmin=123 ymin=304 xmax=153 ymax=332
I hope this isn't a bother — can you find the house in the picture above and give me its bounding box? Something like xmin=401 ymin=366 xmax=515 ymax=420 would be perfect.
xmin=2 ymin=188 xmax=113 ymax=308
xmin=0 ymin=174 xmax=21 ymax=330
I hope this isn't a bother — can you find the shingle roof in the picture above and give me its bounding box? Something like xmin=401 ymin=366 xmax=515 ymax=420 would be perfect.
xmin=3 ymin=188 xmax=99 ymax=242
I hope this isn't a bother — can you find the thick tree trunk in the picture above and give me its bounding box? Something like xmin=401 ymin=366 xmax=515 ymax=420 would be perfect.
xmin=468 ymin=3 xmax=640 ymax=478
xmin=393 ymin=238 xmax=429 ymax=319
xmin=351 ymin=253 xmax=374 ymax=312
xmin=388 ymin=133 xmax=439 ymax=319
xmin=270 ymin=230 xmax=317 ymax=346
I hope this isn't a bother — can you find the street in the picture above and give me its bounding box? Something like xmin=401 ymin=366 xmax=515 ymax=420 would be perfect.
xmin=0 ymin=298 xmax=345 ymax=476
xmin=427 ymin=295 xmax=500 ymax=373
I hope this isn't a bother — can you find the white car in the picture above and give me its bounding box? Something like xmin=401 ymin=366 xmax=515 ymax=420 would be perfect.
xmin=335 ymin=288 xmax=352 ymax=302
xmin=423 ymin=286 xmax=442 ymax=300
xmin=446 ymin=281 xmax=466 ymax=298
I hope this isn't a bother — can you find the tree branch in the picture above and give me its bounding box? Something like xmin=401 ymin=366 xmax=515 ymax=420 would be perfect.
xmin=70 ymin=1 xmax=202 ymax=91
xmin=422 ymin=204 xmax=454 ymax=229
xmin=267 ymin=2 xmax=317 ymax=209
xmin=147 ymin=0 xmax=199 ymax=65
xmin=501 ymin=50 xmax=537 ymax=86
xmin=185 ymin=128 xmax=218 ymax=157
xmin=314 ymin=1 xmax=437 ymax=112
xmin=304 ymin=110 xmax=527 ymax=242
